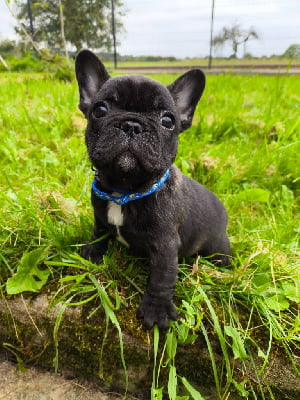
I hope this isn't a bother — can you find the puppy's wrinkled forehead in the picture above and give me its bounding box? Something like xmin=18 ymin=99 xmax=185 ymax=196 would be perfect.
xmin=97 ymin=75 xmax=175 ymax=112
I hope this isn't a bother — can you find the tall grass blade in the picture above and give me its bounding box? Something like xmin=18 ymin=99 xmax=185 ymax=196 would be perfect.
xmin=88 ymin=274 xmax=128 ymax=393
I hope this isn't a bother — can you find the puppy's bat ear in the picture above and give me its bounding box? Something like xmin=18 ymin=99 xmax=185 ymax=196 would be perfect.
xmin=168 ymin=69 xmax=205 ymax=131
xmin=75 ymin=49 xmax=110 ymax=116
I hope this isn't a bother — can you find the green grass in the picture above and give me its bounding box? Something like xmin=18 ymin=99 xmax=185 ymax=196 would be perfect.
xmin=0 ymin=70 xmax=299 ymax=399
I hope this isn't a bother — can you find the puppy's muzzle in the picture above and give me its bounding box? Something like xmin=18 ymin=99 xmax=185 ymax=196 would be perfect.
xmin=121 ymin=120 xmax=142 ymax=136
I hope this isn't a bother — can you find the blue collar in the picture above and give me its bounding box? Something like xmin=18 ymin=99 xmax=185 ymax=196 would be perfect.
xmin=92 ymin=169 xmax=170 ymax=205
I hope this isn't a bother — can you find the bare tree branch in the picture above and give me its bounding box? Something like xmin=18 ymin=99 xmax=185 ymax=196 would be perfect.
xmin=0 ymin=54 xmax=9 ymax=69
xmin=4 ymin=0 xmax=43 ymax=57
xmin=213 ymin=23 xmax=259 ymax=58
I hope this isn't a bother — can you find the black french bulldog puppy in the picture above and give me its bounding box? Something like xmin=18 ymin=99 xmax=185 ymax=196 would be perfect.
xmin=75 ymin=50 xmax=230 ymax=330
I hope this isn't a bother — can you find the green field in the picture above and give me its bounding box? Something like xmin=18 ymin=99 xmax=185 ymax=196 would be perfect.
xmin=0 ymin=71 xmax=299 ymax=399
xmin=105 ymin=57 xmax=296 ymax=68
xmin=1 ymin=54 xmax=297 ymax=74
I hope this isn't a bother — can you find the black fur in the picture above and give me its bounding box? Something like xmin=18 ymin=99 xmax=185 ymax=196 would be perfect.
xmin=75 ymin=50 xmax=230 ymax=330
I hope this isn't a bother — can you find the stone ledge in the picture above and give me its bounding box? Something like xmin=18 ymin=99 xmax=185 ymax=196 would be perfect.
xmin=1 ymin=294 xmax=299 ymax=399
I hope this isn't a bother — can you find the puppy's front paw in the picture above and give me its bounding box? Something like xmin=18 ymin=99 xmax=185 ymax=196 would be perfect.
xmin=81 ymin=242 xmax=105 ymax=265
xmin=136 ymin=290 xmax=178 ymax=331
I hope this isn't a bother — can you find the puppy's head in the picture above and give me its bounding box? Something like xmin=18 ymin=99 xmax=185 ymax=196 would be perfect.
xmin=75 ymin=50 xmax=205 ymax=191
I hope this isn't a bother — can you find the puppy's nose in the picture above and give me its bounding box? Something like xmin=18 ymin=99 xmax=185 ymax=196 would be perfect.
xmin=121 ymin=120 xmax=142 ymax=135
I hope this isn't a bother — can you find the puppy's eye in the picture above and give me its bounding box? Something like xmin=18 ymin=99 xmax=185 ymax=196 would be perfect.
xmin=93 ymin=102 xmax=108 ymax=118
xmin=161 ymin=113 xmax=175 ymax=129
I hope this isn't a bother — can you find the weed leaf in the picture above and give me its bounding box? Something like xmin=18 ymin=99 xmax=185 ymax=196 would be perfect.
xmin=264 ymin=295 xmax=290 ymax=312
xmin=168 ymin=365 xmax=177 ymax=400
xmin=152 ymin=325 xmax=160 ymax=397
xmin=6 ymin=248 xmax=49 ymax=294
xmin=252 ymin=273 xmax=270 ymax=293
xmin=232 ymin=379 xmax=249 ymax=398
xmin=281 ymin=281 xmax=300 ymax=303
xmin=180 ymin=377 xmax=205 ymax=400
xmin=166 ymin=330 xmax=177 ymax=361
xmin=151 ymin=387 xmax=163 ymax=400
xmin=224 ymin=325 xmax=248 ymax=360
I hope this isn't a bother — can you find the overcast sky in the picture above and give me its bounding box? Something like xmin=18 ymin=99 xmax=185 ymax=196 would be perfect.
xmin=0 ymin=0 xmax=299 ymax=58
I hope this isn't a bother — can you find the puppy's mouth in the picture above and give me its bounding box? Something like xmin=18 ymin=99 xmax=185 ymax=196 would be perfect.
xmin=115 ymin=151 xmax=137 ymax=173
xmin=95 ymin=150 xmax=148 ymax=192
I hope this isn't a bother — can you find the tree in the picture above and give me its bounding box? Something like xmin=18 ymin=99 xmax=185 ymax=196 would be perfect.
xmin=14 ymin=0 xmax=124 ymax=53
xmin=0 ymin=39 xmax=18 ymax=57
xmin=213 ymin=23 xmax=259 ymax=58
xmin=283 ymin=44 xmax=300 ymax=59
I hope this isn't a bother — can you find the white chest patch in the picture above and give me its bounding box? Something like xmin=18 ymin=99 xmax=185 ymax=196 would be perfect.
xmin=107 ymin=201 xmax=124 ymax=226
xmin=107 ymin=200 xmax=129 ymax=247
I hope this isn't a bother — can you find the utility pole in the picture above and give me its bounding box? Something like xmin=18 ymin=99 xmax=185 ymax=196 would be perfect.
xmin=27 ymin=0 xmax=34 ymax=38
xmin=208 ymin=0 xmax=215 ymax=69
xmin=111 ymin=0 xmax=118 ymax=69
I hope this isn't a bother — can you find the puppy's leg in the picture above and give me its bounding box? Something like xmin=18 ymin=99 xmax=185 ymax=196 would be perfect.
xmin=202 ymin=234 xmax=231 ymax=266
xmin=81 ymin=215 xmax=110 ymax=265
xmin=137 ymin=238 xmax=179 ymax=330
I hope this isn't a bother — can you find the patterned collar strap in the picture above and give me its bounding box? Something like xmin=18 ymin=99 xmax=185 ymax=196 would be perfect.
xmin=92 ymin=168 xmax=170 ymax=205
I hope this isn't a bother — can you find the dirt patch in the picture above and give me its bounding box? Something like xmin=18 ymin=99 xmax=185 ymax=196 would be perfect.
xmin=0 ymin=359 xmax=128 ymax=400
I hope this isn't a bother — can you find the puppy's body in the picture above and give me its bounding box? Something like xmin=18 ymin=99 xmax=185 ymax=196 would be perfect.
xmin=75 ymin=50 xmax=230 ymax=330
xmin=92 ymin=165 xmax=228 ymax=259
